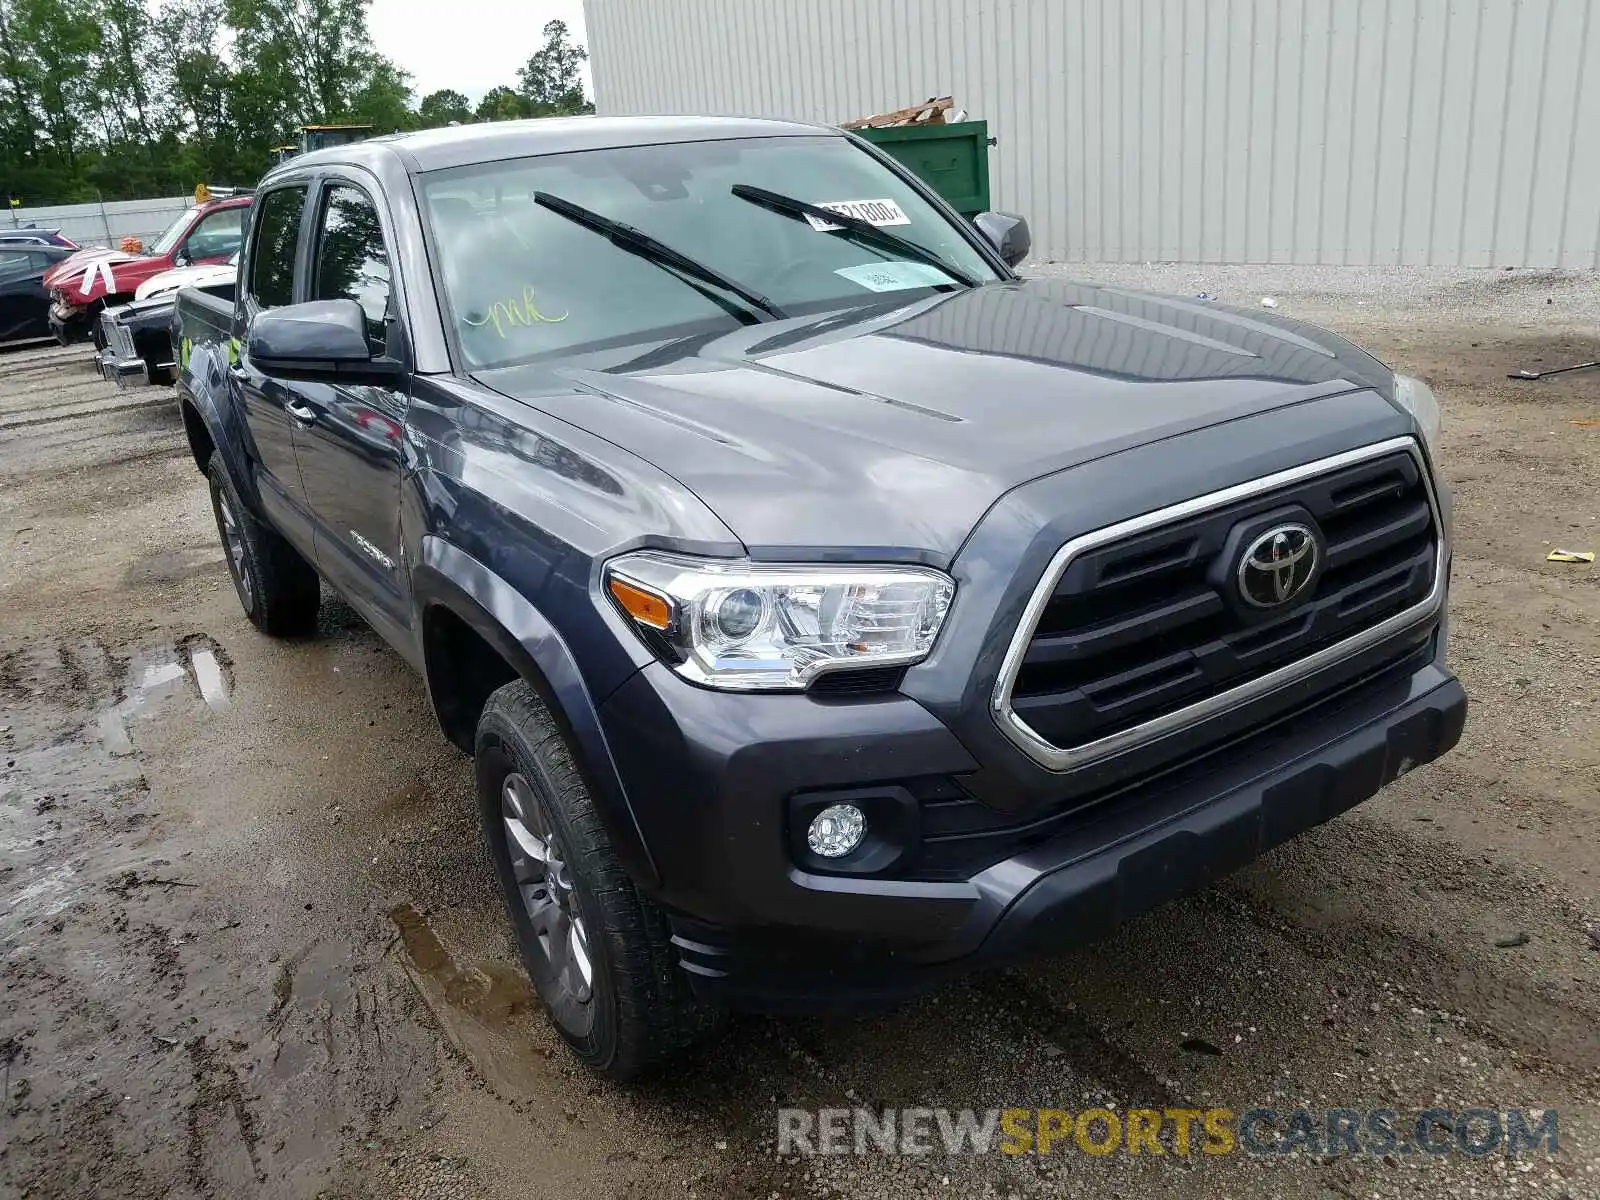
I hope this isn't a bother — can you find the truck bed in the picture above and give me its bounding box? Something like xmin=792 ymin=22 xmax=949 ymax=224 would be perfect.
xmin=175 ymin=284 xmax=234 ymax=340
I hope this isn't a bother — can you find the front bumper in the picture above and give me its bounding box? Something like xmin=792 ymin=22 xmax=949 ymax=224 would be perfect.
xmin=600 ymin=648 xmax=1465 ymax=1012
xmin=95 ymin=341 xmax=147 ymax=387
xmin=49 ymin=302 xmax=91 ymax=345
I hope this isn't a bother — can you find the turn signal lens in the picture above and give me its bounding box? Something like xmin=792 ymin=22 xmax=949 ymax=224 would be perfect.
xmin=607 ymin=576 xmax=673 ymax=630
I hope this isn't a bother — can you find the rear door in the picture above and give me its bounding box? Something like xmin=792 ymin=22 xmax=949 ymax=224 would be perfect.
xmin=233 ymin=182 xmax=317 ymax=550
xmin=290 ymin=177 xmax=412 ymax=637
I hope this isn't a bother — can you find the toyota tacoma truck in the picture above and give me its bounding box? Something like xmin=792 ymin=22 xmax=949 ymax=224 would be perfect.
xmin=173 ymin=117 xmax=1465 ymax=1080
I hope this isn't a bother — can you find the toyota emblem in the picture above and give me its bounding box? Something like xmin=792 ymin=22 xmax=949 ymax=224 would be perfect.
xmin=1236 ymin=524 xmax=1320 ymax=608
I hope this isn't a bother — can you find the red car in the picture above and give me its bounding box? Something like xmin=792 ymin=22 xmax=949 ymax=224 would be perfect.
xmin=44 ymin=192 xmax=251 ymax=344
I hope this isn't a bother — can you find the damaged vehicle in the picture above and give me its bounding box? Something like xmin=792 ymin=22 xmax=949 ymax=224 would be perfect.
xmin=95 ymin=253 xmax=238 ymax=386
xmin=174 ymin=118 xmax=1465 ymax=1080
xmin=0 ymin=226 xmax=78 ymax=249
xmin=44 ymin=191 xmax=249 ymax=344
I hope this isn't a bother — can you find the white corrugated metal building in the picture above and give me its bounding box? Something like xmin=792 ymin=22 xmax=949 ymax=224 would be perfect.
xmin=583 ymin=0 xmax=1600 ymax=268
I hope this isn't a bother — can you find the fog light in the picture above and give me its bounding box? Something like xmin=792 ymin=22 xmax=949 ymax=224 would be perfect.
xmin=807 ymin=803 xmax=866 ymax=858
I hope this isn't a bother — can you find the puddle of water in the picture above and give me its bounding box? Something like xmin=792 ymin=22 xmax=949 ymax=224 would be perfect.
xmin=189 ymin=646 xmax=230 ymax=709
xmin=95 ymin=636 xmax=234 ymax=753
xmin=0 ymin=863 xmax=78 ymax=923
xmin=97 ymin=709 xmax=136 ymax=756
xmin=389 ymin=902 xmax=534 ymax=1024
xmin=135 ymin=659 xmax=188 ymax=696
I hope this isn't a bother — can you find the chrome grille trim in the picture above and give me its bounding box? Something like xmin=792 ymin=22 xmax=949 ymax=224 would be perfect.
xmin=991 ymin=437 xmax=1446 ymax=772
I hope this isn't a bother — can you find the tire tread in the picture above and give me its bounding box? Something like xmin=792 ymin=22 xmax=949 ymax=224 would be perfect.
xmin=478 ymin=680 xmax=718 ymax=1078
xmin=206 ymin=453 xmax=319 ymax=637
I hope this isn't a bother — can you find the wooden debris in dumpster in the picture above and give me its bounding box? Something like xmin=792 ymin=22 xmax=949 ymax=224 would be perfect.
xmin=842 ymin=96 xmax=958 ymax=130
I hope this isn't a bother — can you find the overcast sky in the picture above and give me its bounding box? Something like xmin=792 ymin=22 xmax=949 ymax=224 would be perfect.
xmin=368 ymin=0 xmax=592 ymax=104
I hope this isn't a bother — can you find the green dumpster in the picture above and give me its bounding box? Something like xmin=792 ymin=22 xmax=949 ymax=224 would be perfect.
xmin=853 ymin=121 xmax=991 ymax=219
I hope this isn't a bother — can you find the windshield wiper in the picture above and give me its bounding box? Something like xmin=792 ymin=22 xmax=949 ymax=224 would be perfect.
xmin=729 ymin=184 xmax=979 ymax=289
xmin=532 ymin=191 xmax=785 ymax=323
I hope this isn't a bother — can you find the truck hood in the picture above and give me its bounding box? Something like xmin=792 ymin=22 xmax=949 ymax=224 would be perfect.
xmin=477 ymin=279 xmax=1399 ymax=561
xmin=135 ymin=262 xmax=235 ymax=301
xmin=45 ymin=250 xmax=164 ymax=302
xmin=43 ymin=246 xmax=121 ymax=286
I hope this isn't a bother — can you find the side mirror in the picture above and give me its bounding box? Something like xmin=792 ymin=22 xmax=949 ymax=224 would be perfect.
xmin=248 ymin=298 xmax=396 ymax=379
xmin=974 ymin=211 xmax=1031 ymax=268
xmin=173 ymin=248 xmax=192 ymax=267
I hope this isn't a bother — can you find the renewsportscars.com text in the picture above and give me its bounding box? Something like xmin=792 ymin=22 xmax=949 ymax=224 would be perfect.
xmin=777 ymin=1106 xmax=1559 ymax=1159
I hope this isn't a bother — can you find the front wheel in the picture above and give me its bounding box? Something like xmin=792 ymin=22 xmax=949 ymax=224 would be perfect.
xmin=475 ymin=680 xmax=719 ymax=1079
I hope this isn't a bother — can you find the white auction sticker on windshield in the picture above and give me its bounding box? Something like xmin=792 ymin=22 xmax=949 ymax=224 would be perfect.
xmin=804 ymin=198 xmax=912 ymax=231
xmin=834 ymin=261 xmax=955 ymax=292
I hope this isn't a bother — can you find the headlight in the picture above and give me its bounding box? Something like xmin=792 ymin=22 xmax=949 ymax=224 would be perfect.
xmin=1393 ymin=374 xmax=1442 ymax=459
xmin=603 ymin=552 xmax=955 ymax=691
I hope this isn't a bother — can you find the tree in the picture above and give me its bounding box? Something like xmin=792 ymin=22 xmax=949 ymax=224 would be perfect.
xmin=95 ymin=0 xmax=158 ymax=146
xmin=0 ymin=0 xmax=595 ymax=206
xmin=417 ymin=88 xmax=472 ymax=128
xmin=475 ymin=86 xmax=529 ymax=124
xmin=515 ymin=19 xmax=592 ymax=117
xmin=11 ymin=0 xmax=101 ymax=173
xmin=346 ymin=60 xmax=414 ymax=132
xmin=157 ymin=0 xmax=233 ymax=158
xmin=225 ymin=0 xmax=384 ymax=126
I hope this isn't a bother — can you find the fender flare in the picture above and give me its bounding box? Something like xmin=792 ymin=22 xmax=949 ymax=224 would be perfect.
xmin=414 ymin=536 xmax=660 ymax=890
xmin=175 ymin=341 xmax=258 ymax=507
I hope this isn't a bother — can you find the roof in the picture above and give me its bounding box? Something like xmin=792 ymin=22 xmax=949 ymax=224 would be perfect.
xmin=284 ymin=115 xmax=836 ymax=175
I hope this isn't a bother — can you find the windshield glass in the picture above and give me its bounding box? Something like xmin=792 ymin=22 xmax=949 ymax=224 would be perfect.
xmin=419 ymin=136 xmax=1003 ymax=370
xmin=149 ymin=206 xmax=201 ymax=256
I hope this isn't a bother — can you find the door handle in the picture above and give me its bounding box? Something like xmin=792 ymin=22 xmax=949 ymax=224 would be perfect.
xmin=285 ymin=400 xmax=318 ymax=425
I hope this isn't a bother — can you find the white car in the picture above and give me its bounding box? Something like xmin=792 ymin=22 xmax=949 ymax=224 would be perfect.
xmin=134 ymin=252 xmax=239 ymax=301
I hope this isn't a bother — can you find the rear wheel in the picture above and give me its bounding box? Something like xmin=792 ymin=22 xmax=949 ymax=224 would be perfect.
xmin=475 ymin=680 xmax=718 ymax=1079
xmin=206 ymin=453 xmax=320 ymax=636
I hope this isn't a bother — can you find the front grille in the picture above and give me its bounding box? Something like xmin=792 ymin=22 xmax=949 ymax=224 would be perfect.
xmin=100 ymin=312 xmax=134 ymax=359
xmin=995 ymin=438 xmax=1442 ymax=769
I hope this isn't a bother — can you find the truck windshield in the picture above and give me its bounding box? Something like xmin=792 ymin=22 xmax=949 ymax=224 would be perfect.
xmin=419 ymin=135 xmax=1003 ymax=369
xmin=148 ymin=207 xmax=202 ymax=256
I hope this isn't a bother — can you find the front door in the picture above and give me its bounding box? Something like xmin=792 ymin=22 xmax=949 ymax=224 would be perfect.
xmin=179 ymin=203 xmax=246 ymax=266
xmin=234 ymin=183 xmax=315 ymax=548
xmin=290 ymin=181 xmax=411 ymax=636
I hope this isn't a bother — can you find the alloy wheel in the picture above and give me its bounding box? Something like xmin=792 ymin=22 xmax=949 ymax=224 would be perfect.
xmin=217 ymin=493 xmax=253 ymax=608
xmin=502 ymin=770 xmax=595 ymax=1027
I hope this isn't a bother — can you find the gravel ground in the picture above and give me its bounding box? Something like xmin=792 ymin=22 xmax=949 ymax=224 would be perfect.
xmin=1029 ymin=261 xmax=1600 ymax=334
xmin=1 ymin=265 xmax=1597 ymax=1200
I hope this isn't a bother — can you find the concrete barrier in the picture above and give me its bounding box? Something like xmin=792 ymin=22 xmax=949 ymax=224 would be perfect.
xmin=5 ymin=195 xmax=194 ymax=249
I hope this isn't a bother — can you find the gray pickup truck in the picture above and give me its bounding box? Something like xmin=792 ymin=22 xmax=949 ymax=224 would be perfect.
xmin=174 ymin=116 xmax=1465 ymax=1080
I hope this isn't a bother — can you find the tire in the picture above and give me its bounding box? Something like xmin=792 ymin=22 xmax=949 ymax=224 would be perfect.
xmin=475 ymin=680 xmax=719 ymax=1080
xmin=205 ymin=452 xmax=320 ymax=636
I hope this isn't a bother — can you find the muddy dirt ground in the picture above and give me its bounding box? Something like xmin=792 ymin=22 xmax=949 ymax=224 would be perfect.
xmin=1 ymin=273 xmax=1597 ymax=1200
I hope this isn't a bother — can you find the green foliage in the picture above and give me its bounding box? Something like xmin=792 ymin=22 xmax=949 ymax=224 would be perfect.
xmin=474 ymin=86 xmax=530 ymax=124
xmin=416 ymin=88 xmax=472 ymax=128
xmin=516 ymin=19 xmax=592 ymax=117
xmin=0 ymin=0 xmax=595 ymax=206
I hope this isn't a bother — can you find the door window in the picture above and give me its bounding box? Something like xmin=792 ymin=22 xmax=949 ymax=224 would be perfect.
xmin=185 ymin=205 xmax=245 ymax=261
xmin=0 ymin=250 xmax=33 ymax=281
xmin=312 ymin=185 xmax=392 ymax=352
xmin=247 ymin=186 xmax=307 ymax=310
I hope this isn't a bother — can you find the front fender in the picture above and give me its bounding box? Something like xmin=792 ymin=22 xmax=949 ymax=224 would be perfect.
xmin=414 ymin=535 xmax=659 ymax=890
